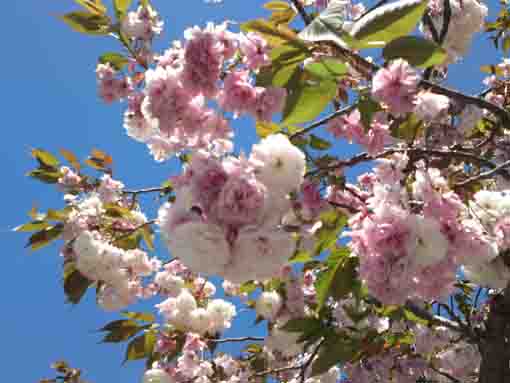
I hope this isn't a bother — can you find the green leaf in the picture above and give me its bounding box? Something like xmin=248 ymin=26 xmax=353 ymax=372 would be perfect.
xmin=59 ymin=11 xmax=111 ymax=35
xmin=74 ymin=0 xmax=107 ymax=15
xmin=309 ymin=134 xmax=332 ymax=150
xmin=104 ymin=203 xmax=132 ymax=218
xmin=124 ymin=331 xmax=156 ymax=362
xmin=298 ymin=1 xmax=354 ymax=48
xmin=311 ymin=335 xmax=359 ymax=376
xmin=140 ymin=225 xmax=155 ymax=251
xmin=99 ymin=320 xmax=144 ymax=343
xmin=281 ymin=318 xmax=322 ymax=333
xmin=263 ymin=0 xmax=290 ymax=11
xmin=382 ymin=36 xmax=447 ymax=67
xmin=256 ymin=121 xmax=281 ymax=138
xmin=282 ymin=79 xmax=337 ymax=125
xmin=46 ymin=208 xmax=71 ymax=222
xmin=239 ymin=281 xmax=258 ymax=295
xmin=241 ymin=19 xmax=299 ymax=47
xmin=63 ymin=265 xmax=93 ymax=304
xmin=99 ymin=52 xmax=129 ymax=70
xmin=313 ymin=210 xmax=347 ymax=255
xmin=27 ymin=169 xmax=62 ymax=184
xmin=305 ymin=58 xmax=348 ymax=80
xmin=357 ymin=94 xmax=382 ymax=130
xmin=60 ymin=148 xmax=81 ymax=171
xmin=390 ymin=113 xmax=423 ymax=141
xmin=114 ymin=0 xmax=133 ymax=19
xmin=14 ymin=220 xmax=51 ymax=232
xmin=350 ymin=0 xmax=427 ymax=48
xmin=290 ymin=250 xmax=313 ymax=263
xmin=315 ymin=248 xmax=357 ymax=311
xmin=121 ymin=311 xmax=155 ymax=323
xmin=31 ymin=149 xmax=60 ymax=168
xmin=26 ymin=224 xmax=64 ymax=251
xmin=503 ymin=35 xmax=510 ymax=54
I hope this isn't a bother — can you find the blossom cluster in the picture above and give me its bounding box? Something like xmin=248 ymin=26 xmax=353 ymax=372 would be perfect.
xmin=158 ymin=134 xmax=306 ymax=283
xmin=97 ymin=12 xmax=288 ymax=162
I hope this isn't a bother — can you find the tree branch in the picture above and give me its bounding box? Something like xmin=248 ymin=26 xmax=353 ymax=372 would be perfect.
xmin=208 ymin=336 xmax=264 ymax=344
xmin=290 ymin=105 xmax=355 ymax=140
xmin=455 ymin=160 xmax=510 ymax=187
xmin=289 ymin=0 xmax=312 ymax=25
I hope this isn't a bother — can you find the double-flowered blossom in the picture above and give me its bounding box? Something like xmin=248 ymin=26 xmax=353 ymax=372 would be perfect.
xmin=96 ymin=63 xmax=132 ymax=104
xmin=110 ymin=22 xmax=287 ymax=161
xmin=156 ymin=289 xmax=236 ymax=336
xmin=424 ymin=0 xmax=488 ymax=63
xmin=121 ymin=4 xmax=164 ymax=41
xmin=371 ymin=59 xmax=420 ymax=115
xmin=158 ymin=134 xmax=305 ymax=283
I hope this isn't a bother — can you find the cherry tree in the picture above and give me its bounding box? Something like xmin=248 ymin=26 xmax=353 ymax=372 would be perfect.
xmin=18 ymin=0 xmax=510 ymax=382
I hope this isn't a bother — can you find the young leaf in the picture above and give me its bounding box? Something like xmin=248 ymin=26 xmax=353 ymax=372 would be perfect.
xmin=31 ymin=149 xmax=60 ymax=169
xmin=241 ymin=19 xmax=298 ymax=47
xmin=124 ymin=330 xmax=156 ymax=362
xmin=99 ymin=52 xmax=129 ymax=71
xmin=349 ymin=0 xmax=427 ymax=48
xmin=305 ymin=58 xmax=348 ymax=80
xmin=311 ymin=335 xmax=359 ymax=376
xmin=382 ymin=36 xmax=447 ymax=68
xmin=27 ymin=169 xmax=62 ymax=184
xmin=282 ymin=79 xmax=337 ymax=126
xmin=63 ymin=266 xmax=93 ymax=304
xmin=114 ymin=0 xmax=133 ymax=19
xmin=14 ymin=221 xmax=51 ymax=232
xmin=60 ymin=148 xmax=81 ymax=171
xmin=59 ymin=11 xmax=111 ymax=35
xmin=315 ymin=248 xmax=357 ymax=311
xmin=74 ymin=0 xmax=107 ymax=15
xmin=309 ymin=134 xmax=332 ymax=150
xmin=121 ymin=311 xmax=156 ymax=323
xmin=256 ymin=121 xmax=281 ymax=138
xmin=263 ymin=0 xmax=290 ymax=11
xmin=26 ymin=224 xmax=64 ymax=251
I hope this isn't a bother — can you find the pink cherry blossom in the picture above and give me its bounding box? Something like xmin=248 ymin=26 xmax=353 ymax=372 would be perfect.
xmin=371 ymin=59 xmax=419 ymax=115
xmin=217 ymin=70 xmax=257 ymax=117
xmin=250 ymin=86 xmax=287 ymax=122
xmin=326 ymin=108 xmax=365 ymax=143
xmin=239 ymin=32 xmax=271 ymax=70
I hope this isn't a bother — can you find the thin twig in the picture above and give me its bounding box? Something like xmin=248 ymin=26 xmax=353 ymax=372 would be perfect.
xmin=455 ymin=160 xmax=510 ymax=187
xmin=300 ymin=338 xmax=325 ymax=383
xmin=430 ymin=366 xmax=463 ymax=383
xmin=253 ymin=364 xmax=302 ymax=378
xmin=123 ymin=186 xmax=170 ymax=195
xmin=354 ymin=0 xmax=389 ymax=21
xmin=113 ymin=219 xmax=156 ymax=242
xmin=439 ymin=0 xmax=452 ymax=44
xmin=290 ymin=105 xmax=355 ymax=140
xmin=289 ymin=0 xmax=312 ymax=25
xmin=209 ymin=336 xmax=264 ymax=344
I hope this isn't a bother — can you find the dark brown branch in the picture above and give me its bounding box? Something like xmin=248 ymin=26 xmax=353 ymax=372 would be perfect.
xmin=354 ymin=0 xmax=389 ymax=21
xmin=430 ymin=366 xmax=463 ymax=383
xmin=253 ymin=364 xmax=302 ymax=378
xmin=404 ymin=301 xmax=464 ymax=334
xmin=289 ymin=0 xmax=312 ymax=25
xmin=123 ymin=186 xmax=170 ymax=195
xmin=290 ymin=105 xmax=355 ymax=140
xmin=439 ymin=0 xmax=452 ymax=44
xmin=208 ymin=336 xmax=264 ymax=344
xmin=478 ymin=283 xmax=510 ymax=383
xmin=455 ymin=160 xmax=510 ymax=187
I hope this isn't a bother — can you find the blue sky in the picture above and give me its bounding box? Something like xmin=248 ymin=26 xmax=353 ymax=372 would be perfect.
xmin=0 ymin=0 xmax=502 ymax=382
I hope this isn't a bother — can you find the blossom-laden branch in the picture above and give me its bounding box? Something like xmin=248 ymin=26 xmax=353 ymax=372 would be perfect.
xmin=208 ymin=336 xmax=264 ymax=343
